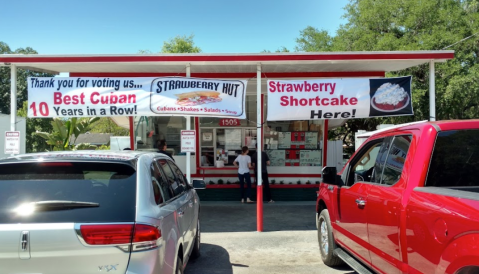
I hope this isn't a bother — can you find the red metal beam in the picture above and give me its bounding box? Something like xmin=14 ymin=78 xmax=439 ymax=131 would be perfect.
xmin=70 ymin=71 xmax=386 ymax=78
xmin=0 ymin=52 xmax=454 ymax=63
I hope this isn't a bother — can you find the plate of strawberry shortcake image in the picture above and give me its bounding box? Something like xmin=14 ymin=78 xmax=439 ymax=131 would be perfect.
xmin=371 ymin=82 xmax=410 ymax=112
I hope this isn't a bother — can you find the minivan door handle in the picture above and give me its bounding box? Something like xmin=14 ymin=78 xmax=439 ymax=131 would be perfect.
xmin=178 ymin=210 xmax=184 ymax=217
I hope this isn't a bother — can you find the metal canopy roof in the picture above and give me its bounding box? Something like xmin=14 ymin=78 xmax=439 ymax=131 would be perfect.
xmin=0 ymin=51 xmax=454 ymax=76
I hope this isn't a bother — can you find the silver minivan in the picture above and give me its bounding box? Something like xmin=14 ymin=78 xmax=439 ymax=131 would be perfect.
xmin=0 ymin=150 xmax=205 ymax=274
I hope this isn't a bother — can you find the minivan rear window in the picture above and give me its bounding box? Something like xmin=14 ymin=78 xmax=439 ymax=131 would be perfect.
xmin=426 ymin=129 xmax=479 ymax=190
xmin=0 ymin=161 xmax=137 ymax=224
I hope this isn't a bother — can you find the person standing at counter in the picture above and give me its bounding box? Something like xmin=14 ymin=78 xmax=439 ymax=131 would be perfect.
xmin=234 ymin=146 xmax=254 ymax=203
xmin=252 ymin=144 xmax=274 ymax=203
xmin=157 ymin=140 xmax=174 ymax=161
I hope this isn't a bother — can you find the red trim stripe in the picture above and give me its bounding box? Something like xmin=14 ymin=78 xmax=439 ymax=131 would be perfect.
xmin=205 ymin=184 xmax=319 ymax=189
xmin=70 ymin=71 xmax=386 ymax=78
xmin=0 ymin=52 xmax=454 ymax=63
xmin=192 ymin=173 xmax=321 ymax=178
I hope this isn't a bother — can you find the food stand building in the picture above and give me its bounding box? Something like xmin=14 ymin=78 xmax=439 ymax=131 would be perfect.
xmin=0 ymin=51 xmax=454 ymax=201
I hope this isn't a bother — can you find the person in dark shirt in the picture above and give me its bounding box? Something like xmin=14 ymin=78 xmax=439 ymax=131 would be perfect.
xmin=157 ymin=140 xmax=174 ymax=161
xmin=252 ymin=143 xmax=274 ymax=203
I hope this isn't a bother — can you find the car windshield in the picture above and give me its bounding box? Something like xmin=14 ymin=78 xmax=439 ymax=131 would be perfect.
xmin=0 ymin=161 xmax=137 ymax=224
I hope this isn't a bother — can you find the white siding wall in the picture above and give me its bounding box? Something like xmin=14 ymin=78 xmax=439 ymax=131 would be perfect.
xmin=327 ymin=140 xmax=344 ymax=171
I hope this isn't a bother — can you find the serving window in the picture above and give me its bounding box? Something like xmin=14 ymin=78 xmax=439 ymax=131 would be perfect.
xmin=199 ymin=119 xmax=324 ymax=167
xmin=199 ymin=128 xmax=257 ymax=167
xmin=264 ymin=121 xmax=323 ymax=167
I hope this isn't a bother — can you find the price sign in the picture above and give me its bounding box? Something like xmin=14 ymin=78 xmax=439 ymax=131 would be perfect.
xmin=181 ymin=130 xmax=196 ymax=153
xmin=219 ymin=118 xmax=241 ymax=127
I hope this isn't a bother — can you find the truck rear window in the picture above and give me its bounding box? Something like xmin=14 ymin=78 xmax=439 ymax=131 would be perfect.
xmin=426 ymin=129 xmax=479 ymax=190
xmin=0 ymin=161 xmax=136 ymax=224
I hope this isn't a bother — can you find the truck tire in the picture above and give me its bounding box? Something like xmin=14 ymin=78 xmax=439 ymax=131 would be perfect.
xmin=318 ymin=209 xmax=343 ymax=266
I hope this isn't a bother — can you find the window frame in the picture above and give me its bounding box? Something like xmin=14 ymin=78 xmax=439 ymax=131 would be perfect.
xmin=376 ymin=135 xmax=412 ymax=186
xmin=156 ymin=158 xmax=185 ymax=198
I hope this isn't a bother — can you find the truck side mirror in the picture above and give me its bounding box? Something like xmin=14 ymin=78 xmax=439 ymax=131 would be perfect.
xmin=192 ymin=179 xmax=206 ymax=189
xmin=322 ymin=166 xmax=339 ymax=185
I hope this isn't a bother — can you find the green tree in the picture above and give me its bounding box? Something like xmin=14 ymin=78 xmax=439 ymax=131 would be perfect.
xmin=161 ymin=34 xmax=201 ymax=53
xmin=139 ymin=34 xmax=202 ymax=54
xmin=0 ymin=42 xmax=54 ymax=115
xmin=295 ymin=0 xmax=479 ymax=150
xmin=262 ymin=47 xmax=291 ymax=53
xmin=89 ymin=117 xmax=129 ymax=136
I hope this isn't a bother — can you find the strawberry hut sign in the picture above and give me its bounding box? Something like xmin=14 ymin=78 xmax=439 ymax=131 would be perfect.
xmin=266 ymin=76 xmax=412 ymax=121
xmin=27 ymin=77 xmax=247 ymax=119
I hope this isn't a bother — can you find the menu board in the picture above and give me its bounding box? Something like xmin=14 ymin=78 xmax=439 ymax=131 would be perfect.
xmin=300 ymin=150 xmax=322 ymax=166
xmin=266 ymin=150 xmax=286 ymax=166
xmin=305 ymin=132 xmax=318 ymax=149
xmin=278 ymin=132 xmax=291 ymax=149
xmin=225 ymin=129 xmax=242 ymax=150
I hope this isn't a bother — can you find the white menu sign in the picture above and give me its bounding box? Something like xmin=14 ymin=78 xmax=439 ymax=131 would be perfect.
xmin=5 ymin=131 xmax=20 ymax=155
xmin=181 ymin=130 xmax=196 ymax=153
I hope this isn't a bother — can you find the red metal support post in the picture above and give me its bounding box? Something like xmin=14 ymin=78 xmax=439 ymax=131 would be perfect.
xmin=129 ymin=116 xmax=135 ymax=150
xmin=257 ymin=87 xmax=264 ymax=232
xmin=195 ymin=117 xmax=200 ymax=174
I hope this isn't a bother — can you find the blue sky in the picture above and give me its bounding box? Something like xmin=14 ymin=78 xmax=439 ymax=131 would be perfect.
xmin=1 ymin=0 xmax=348 ymax=54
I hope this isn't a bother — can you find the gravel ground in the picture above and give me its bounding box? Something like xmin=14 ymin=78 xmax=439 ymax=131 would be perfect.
xmin=184 ymin=201 xmax=355 ymax=274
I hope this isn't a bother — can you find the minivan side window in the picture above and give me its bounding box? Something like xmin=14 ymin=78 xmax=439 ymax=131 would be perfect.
xmin=157 ymin=159 xmax=184 ymax=197
xmin=426 ymin=130 xmax=479 ymax=190
xmin=167 ymin=160 xmax=188 ymax=187
xmin=150 ymin=163 xmax=164 ymax=205
xmin=379 ymin=135 xmax=412 ymax=186
xmin=153 ymin=161 xmax=174 ymax=202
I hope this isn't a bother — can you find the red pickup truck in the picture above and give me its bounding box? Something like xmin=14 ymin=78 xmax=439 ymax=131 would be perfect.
xmin=316 ymin=120 xmax=479 ymax=274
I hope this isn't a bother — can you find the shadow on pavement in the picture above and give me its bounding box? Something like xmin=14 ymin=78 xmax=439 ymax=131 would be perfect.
xmin=200 ymin=201 xmax=317 ymax=233
xmin=331 ymin=265 xmax=357 ymax=274
xmin=185 ymin=243 xmax=235 ymax=274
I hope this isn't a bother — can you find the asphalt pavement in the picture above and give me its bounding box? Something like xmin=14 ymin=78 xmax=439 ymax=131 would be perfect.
xmin=185 ymin=201 xmax=355 ymax=274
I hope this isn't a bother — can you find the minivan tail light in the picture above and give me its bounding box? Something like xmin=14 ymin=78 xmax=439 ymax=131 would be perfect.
xmin=80 ymin=224 xmax=161 ymax=248
xmin=133 ymin=224 xmax=161 ymax=242
xmin=80 ymin=224 xmax=134 ymax=245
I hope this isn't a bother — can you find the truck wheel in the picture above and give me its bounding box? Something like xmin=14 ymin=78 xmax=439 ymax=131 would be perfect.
xmin=190 ymin=219 xmax=201 ymax=259
xmin=318 ymin=209 xmax=343 ymax=266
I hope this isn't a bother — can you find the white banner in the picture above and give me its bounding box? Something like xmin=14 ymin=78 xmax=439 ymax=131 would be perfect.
xmin=27 ymin=77 xmax=247 ymax=118
xmin=267 ymin=76 xmax=412 ymax=120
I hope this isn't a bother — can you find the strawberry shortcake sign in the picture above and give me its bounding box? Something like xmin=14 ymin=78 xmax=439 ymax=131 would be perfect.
xmin=267 ymin=76 xmax=412 ymax=120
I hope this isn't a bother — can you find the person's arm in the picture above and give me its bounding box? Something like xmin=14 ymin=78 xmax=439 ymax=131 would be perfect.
xmin=247 ymin=156 xmax=252 ymax=169
xmin=233 ymin=156 xmax=239 ymax=167
xmin=264 ymin=152 xmax=270 ymax=166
